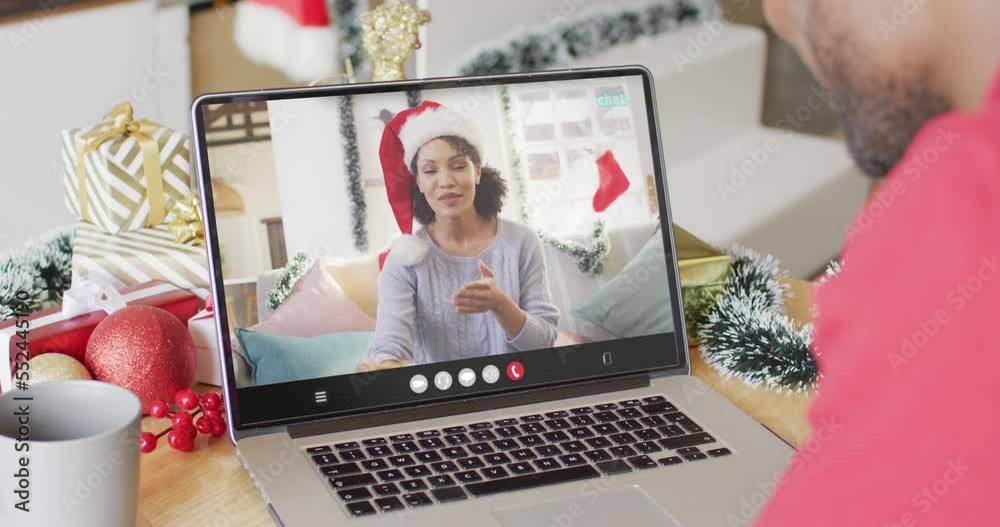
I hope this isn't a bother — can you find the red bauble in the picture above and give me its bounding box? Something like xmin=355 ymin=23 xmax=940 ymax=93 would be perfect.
xmin=85 ymin=305 xmax=196 ymax=413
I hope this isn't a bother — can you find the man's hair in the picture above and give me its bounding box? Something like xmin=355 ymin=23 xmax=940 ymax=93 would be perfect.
xmin=410 ymin=135 xmax=507 ymax=225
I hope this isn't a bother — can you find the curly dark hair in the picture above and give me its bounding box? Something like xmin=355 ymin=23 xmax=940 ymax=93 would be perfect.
xmin=411 ymin=135 xmax=507 ymax=225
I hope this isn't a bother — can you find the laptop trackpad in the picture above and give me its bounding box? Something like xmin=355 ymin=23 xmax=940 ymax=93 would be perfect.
xmin=491 ymin=485 xmax=682 ymax=527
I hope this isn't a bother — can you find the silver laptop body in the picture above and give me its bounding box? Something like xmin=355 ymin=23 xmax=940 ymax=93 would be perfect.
xmin=191 ymin=66 xmax=794 ymax=527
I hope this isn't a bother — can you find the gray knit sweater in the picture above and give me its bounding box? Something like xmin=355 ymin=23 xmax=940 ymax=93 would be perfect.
xmin=367 ymin=219 xmax=559 ymax=365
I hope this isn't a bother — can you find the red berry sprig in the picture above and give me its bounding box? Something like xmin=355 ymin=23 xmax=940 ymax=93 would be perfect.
xmin=140 ymin=388 xmax=227 ymax=453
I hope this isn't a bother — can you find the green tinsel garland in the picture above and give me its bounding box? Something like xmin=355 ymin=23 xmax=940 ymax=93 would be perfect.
xmin=406 ymin=89 xmax=422 ymax=109
xmin=266 ymin=252 xmax=315 ymax=311
xmin=0 ymin=228 xmax=75 ymax=322
xmin=456 ymin=0 xmax=716 ymax=76
xmin=338 ymin=95 xmax=369 ymax=252
xmin=499 ymin=86 xmax=530 ymax=224
xmin=537 ymin=218 xmax=611 ymax=276
xmin=697 ymin=248 xmax=827 ymax=392
xmin=333 ymin=0 xmax=364 ymax=74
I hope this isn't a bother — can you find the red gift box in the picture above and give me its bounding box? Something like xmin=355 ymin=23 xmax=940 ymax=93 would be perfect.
xmin=1 ymin=280 xmax=201 ymax=393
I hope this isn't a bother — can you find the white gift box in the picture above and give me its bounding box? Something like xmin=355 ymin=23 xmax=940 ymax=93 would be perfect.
xmin=188 ymin=308 xmax=223 ymax=386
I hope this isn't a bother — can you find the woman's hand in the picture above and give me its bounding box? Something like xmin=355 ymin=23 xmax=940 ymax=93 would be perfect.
xmin=453 ymin=261 xmax=527 ymax=339
xmin=452 ymin=261 xmax=508 ymax=313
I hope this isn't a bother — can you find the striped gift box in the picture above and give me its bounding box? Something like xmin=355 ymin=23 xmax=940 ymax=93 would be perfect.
xmin=71 ymin=221 xmax=210 ymax=298
xmin=61 ymin=125 xmax=192 ymax=234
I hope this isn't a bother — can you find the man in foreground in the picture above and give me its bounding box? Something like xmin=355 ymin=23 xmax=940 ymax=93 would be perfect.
xmin=755 ymin=1 xmax=1000 ymax=525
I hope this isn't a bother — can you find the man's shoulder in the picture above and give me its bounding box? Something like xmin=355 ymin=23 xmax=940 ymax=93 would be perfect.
xmin=899 ymin=108 xmax=1000 ymax=181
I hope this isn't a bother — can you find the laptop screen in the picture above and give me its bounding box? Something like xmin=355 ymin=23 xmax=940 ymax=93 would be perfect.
xmin=194 ymin=68 xmax=687 ymax=430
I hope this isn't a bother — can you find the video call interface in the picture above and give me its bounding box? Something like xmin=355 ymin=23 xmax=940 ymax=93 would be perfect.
xmin=202 ymin=75 xmax=676 ymax=394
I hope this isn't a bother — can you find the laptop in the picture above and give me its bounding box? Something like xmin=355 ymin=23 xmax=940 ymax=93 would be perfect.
xmin=191 ymin=66 xmax=793 ymax=526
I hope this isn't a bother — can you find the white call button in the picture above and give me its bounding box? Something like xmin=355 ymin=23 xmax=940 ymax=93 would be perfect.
xmin=482 ymin=365 xmax=500 ymax=384
xmin=434 ymin=371 xmax=453 ymax=391
xmin=409 ymin=374 xmax=428 ymax=394
xmin=458 ymin=368 xmax=476 ymax=387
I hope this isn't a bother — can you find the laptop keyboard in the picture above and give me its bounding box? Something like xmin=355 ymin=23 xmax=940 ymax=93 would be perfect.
xmin=305 ymin=395 xmax=732 ymax=518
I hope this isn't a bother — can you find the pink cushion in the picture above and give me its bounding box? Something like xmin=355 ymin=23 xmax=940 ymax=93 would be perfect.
xmin=253 ymin=262 xmax=375 ymax=337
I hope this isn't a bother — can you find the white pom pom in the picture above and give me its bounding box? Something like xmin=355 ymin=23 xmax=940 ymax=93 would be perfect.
xmin=390 ymin=234 xmax=430 ymax=266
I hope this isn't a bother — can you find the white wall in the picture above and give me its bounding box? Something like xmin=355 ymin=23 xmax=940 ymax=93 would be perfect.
xmin=0 ymin=1 xmax=190 ymax=253
xmin=206 ymin=142 xmax=281 ymax=281
xmin=267 ymin=97 xmax=356 ymax=260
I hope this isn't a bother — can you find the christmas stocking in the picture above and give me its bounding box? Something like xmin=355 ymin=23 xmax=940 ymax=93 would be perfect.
xmin=592 ymin=150 xmax=630 ymax=213
xmin=234 ymin=0 xmax=338 ymax=82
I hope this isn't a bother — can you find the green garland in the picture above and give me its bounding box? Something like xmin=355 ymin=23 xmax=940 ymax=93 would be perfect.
xmin=338 ymin=95 xmax=369 ymax=252
xmin=0 ymin=227 xmax=75 ymax=322
xmin=266 ymin=252 xmax=315 ymax=311
xmin=457 ymin=0 xmax=716 ymax=76
xmin=697 ymin=248 xmax=824 ymax=392
xmin=332 ymin=0 xmax=370 ymax=253
xmin=333 ymin=0 xmax=364 ymax=74
xmin=499 ymin=86 xmax=530 ymax=224
xmin=406 ymin=89 xmax=422 ymax=109
xmin=537 ymin=218 xmax=610 ymax=276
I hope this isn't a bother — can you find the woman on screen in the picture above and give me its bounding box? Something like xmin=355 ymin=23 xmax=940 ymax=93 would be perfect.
xmin=362 ymin=101 xmax=559 ymax=370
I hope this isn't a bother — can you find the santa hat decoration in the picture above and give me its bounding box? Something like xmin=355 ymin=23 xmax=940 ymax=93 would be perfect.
xmin=378 ymin=100 xmax=485 ymax=269
xmin=234 ymin=0 xmax=338 ymax=83
xmin=592 ymin=150 xmax=631 ymax=213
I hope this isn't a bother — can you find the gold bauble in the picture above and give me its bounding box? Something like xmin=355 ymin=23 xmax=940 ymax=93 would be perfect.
xmin=19 ymin=353 xmax=93 ymax=386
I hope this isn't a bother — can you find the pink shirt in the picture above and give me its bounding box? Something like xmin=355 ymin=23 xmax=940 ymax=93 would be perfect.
xmin=755 ymin=68 xmax=1000 ymax=526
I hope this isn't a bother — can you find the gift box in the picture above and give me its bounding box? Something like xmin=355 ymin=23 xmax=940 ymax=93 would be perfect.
xmin=60 ymin=102 xmax=192 ymax=234
xmin=72 ymin=220 xmax=210 ymax=299
xmin=0 ymin=280 xmax=202 ymax=393
xmin=188 ymin=304 xmax=223 ymax=386
xmin=674 ymin=225 xmax=731 ymax=344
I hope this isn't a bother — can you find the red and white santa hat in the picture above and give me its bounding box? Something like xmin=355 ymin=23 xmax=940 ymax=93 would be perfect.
xmin=234 ymin=0 xmax=337 ymax=82
xmin=378 ymin=100 xmax=484 ymax=268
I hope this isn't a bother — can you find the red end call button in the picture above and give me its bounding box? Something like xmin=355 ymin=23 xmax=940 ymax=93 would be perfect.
xmin=506 ymin=361 xmax=524 ymax=381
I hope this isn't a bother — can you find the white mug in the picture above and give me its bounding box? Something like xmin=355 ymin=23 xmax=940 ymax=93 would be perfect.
xmin=0 ymin=380 xmax=142 ymax=526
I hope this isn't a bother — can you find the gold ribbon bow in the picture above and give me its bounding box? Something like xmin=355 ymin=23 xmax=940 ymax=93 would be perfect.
xmin=75 ymin=102 xmax=166 ymax=227
xmin=167 ymin=195 xmax=205 ymax=246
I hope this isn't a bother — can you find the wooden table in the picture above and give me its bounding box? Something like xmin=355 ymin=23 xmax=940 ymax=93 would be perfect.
xmin=136 ymin=280 xmax=815 ymax=526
